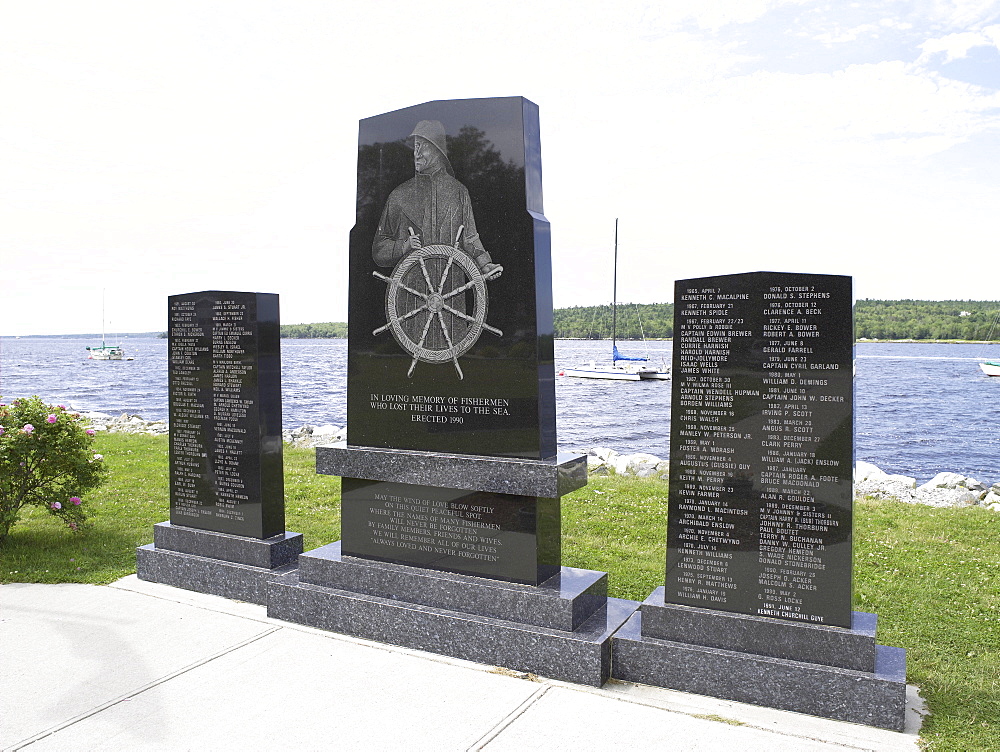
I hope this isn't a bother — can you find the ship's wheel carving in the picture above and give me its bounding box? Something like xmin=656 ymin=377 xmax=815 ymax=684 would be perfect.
xmin=373 ymin=227 xmax=502 ymax=379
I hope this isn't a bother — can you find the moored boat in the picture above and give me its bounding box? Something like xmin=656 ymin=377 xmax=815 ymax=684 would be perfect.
xmin=560 ymin=220 xmax=669 ymax=382
xmin=86 ymin=343 xmax=125 ymax=360
xmin=980 ymin=361 xmax=1000 ymax=377
xmin=86 ymin=291 xmax=126 ymax=360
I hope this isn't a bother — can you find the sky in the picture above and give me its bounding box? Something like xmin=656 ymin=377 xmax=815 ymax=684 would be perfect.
xmin=2 ymin=0 xmax=999 ymax=336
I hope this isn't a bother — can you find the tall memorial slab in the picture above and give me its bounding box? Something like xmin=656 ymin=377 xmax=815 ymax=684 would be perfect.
xmin=613 ymin=272 xmax=908 ymax=730
xmin=137 ymin=291 xmax=302 ymax=604
xmin=268 ymin=97 xmax=637 ymax=686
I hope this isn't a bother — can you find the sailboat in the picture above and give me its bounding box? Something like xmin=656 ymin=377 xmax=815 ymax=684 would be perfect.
xmin=86 ymin=292 xmax=125 ymax=360
xmin=978 ymin=309 xmax=1000 ymax=376
xmin=560 ymin=219 xmax=669 ymax=381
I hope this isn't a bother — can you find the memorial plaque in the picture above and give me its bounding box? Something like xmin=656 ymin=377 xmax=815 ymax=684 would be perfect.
xmin=346 ymin=96 xmax=554 ymax=460
xmin=341 ymin=479 xmax=559 ymax=584
xmin=666 ymin=272 xmax=853 ymax=628
xmin=168 ymin=290 xmax=284 ymax=539
xmin=281 ymin=97 xmax=636 ymax=686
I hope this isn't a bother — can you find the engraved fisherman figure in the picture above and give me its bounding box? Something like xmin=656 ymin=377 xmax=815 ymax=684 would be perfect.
xmin=372 ymin=119 xmax=502 ymax=279
xmin=370 ymin=120 xmax=504 ymax=379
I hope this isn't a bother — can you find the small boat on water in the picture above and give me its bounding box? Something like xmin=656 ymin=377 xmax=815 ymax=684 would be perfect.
xmin=86 ymin=342 xmax=125 ymax=360
xmin=977 ymin=310 xmax=1000 ymax=376
xmin=560 ymin=219 xmax=669 ymax=382
xmin=86 ymin=291 xmax=127 ymax=360
xmin=561 ymin=345 xmax=668 ymax=381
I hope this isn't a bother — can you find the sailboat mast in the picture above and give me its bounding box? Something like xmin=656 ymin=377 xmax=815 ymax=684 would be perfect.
xmin=612 ymin=218 xmax=618 ymax=356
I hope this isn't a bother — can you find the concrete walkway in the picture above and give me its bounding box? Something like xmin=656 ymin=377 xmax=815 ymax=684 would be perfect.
xmin=2 ymin=578 xmax=924 ymax=751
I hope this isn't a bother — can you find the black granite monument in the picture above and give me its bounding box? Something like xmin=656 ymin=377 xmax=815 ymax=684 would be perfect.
xmin=612 ymin=272 xmax=908 ymax=730
xmin=267 ymin=97 xmax=637 ymax=685
xmin=137 ymin=291 xmax=302 ymax=604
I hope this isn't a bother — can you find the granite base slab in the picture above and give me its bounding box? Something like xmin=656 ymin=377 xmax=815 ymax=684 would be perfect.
xmin=298 ymin=542 xmax=606 ymax=631
xmin=136 ymin=523 xmax=304 ymax=606
xmin=611 ymin=610 xmax=907 ymax=731
xmin=641 ymin=588 xmax=877 ymax=671
xmin=317 ymin=442 xmax=586 ymax=497
xmin=267 ymin=568 xmax=638 ymax=686
xmin=136 ymin=545 xmax=297 ymax=605
xmin=151 ymin=522 xmax=303 ymax=568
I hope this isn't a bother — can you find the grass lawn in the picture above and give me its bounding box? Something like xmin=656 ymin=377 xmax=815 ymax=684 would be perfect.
xmin=2 ymin=432 xmax=998 ymax=750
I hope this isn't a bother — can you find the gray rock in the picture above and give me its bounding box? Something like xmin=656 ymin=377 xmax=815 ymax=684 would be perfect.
xmin=915 ymin=487 xmax=980 ymax=508
xmin=917 ymin=472 xmax=987 ymax=495
xmin=855 ymin=463 xmax=994 ymax=508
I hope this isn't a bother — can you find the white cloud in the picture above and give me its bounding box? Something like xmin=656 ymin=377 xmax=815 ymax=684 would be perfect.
xmin=918 ymin=24 xmax=1000 ymax=62
xmin=923 ymin=0 xmax=1000 ymax=28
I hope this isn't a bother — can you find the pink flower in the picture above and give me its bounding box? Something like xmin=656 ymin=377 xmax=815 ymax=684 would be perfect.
xmin=58 ymin=405 xmax=66 ymax=410
xmin=47 ymin=414 xmax=57 ymax=424
xmin=22 ymin=424 xmax=34 ymax=434
xmin=70 ymin=496 xmax=82 ymax=506
xmin=0 ymin=426 xmax=5 ymax=436
xmin=50 ymin=501 xmax=62 ymax=510
xmin=85 ymin=429 xmax=95 ymax=436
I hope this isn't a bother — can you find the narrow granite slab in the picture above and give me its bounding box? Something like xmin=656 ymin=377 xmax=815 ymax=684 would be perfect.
xmin=136 ymin=544 xmax=298 ymax=605
xmin=298 ymin=542 xmax=606 ymax=631
xmin=152 ymin=522 xmax=303 ymax=569
xmin=316 ymin=442 xmax=586 ymax=498
xmin=611 ymin=611 xmax=907 ymax=731
xmin=639 ymin=587 xmax=877 ymax=672
xmin=268 ymin=570 xmax=638 ymax=686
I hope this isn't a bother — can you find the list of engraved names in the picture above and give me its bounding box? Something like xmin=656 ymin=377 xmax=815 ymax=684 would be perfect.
xmin=169 ymin=296 xmax=258 ymax=525
xmin=667 ymin=273 xmax=852 ymax=627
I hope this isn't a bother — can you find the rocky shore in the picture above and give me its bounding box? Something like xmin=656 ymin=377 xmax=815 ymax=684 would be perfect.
xmin=82 ymin=412 xmax=169 ymax=436
xmin=83 ymin=414 xmax=998 ymax=511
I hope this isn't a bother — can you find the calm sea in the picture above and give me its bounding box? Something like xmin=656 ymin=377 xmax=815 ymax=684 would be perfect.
xmin=1 ymin=337 xmax=998 ymax=484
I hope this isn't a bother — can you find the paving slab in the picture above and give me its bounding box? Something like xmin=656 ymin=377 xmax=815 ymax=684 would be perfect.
xmin=0 ymin=578 xmax=924 ymax=751
xmin=0 ymin=582 xmax=274 ymax=749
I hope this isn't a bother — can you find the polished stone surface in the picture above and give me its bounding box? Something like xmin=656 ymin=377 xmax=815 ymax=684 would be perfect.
xmin=317 ymin=442 xmax=586 ymax=497
xmin=268 ymin=568 xmax=637 ymax=686
xmin=168 ymin=290 xmax=284 ymax=539
xmin=298 ymin=542 xmax=606 ymax=631
xmin=612 ymin=610 xmax=907 ymax=731
xmin=640 ymin=587 xmax=876 ymax=672
xmin=152 ymin=522 xmax=303 ymax=569
xmin=347 ymin=97 xmax=555 ymax=460
xmin=668 ymin=272 xmax=854 ymax=627
xmin=136 ymin=544 xmax=297 ymax=606
xmin=340 ymin=478 xmax=559 ymax=584
xmin=137 ymin=522 xmax=302 ymax=605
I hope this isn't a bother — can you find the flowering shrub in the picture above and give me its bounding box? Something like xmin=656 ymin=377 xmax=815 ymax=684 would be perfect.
xmin=0 ymin=396 xmax=108 ymax=545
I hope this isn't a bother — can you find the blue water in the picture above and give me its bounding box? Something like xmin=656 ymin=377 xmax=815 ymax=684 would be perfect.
xmin=2 ymin=337 xmax=999 ymax=484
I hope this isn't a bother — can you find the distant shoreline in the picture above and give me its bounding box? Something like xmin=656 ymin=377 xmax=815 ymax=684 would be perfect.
xmin=4 ymin=334 xmax=1000 ymax=345
xmin=7 ymin=332 xmax=1000 ymax=345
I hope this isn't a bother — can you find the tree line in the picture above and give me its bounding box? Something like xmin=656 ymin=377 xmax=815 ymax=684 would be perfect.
xmin=279 ymin=322 xmax=348 ymax=338
xmin=271 ymin=300 xmax=1000 ymax=341
xmin=854 ymin=300 xmax=1000 ymax=341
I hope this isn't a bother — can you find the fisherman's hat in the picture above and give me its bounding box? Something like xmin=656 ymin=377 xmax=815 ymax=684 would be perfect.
xmin=406 ymin=120 xmax=454 ymax=175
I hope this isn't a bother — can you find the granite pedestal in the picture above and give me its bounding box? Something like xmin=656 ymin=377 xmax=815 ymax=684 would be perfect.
xmin=138 ymin=522 xmax=303 ymax=606
xmin=269 ymin=443 xmax=636 ymax=686
xmin=611 ymin=588 xmax=907 ymax=730
xmin=269 ymin=541 xmax=636 ymax=686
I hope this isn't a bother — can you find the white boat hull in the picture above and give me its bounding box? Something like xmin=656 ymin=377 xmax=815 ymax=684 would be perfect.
xmin=560 ymin=362 xmax=669 ymax=381
xmin=88 ymin=347 xmax=125 ymax=360
xmin=981 ymin=362 xmax=1000 ymax=377
xmin=562 ymin=367 xmax=642 ymax=381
